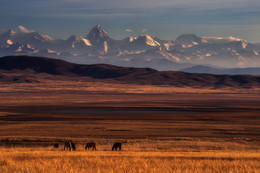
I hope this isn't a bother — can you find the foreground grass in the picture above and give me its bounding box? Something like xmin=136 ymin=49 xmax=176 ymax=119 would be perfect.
xmin=0 ymin=147 xmax=259 ymax=173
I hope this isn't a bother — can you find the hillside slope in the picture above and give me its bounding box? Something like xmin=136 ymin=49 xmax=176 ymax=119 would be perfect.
xmin=0 ymin=55 xmax=260 ymax=88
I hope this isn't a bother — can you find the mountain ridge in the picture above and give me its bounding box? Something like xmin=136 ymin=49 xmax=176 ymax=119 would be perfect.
xmin=1 ymin=55 xmax=260 ymax=88
xmin=181 ymin=65 xmax=260 ymax=75
xmin=0 ymin=25 xmax=260 ymax=72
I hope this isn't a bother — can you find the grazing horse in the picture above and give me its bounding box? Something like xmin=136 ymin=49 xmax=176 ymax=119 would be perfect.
xmin=64 ymin=141 xmax=76 ymax=151
xmin=85 ymin=142 xmax=96 ymax=150
xmin=54 ymin=143 xmax=59 ymax=148
xmin=71 ymin=141 xmax=76 ymax=151
xmin=112 ymin=142 xmax=122 ymax=151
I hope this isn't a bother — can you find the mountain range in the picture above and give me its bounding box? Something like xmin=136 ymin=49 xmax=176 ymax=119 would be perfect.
xmin=0 ymin=25 xmax=260 ymax=74
xmin=0 ymin=55 xmax=260 ymax=89
xmin=181 ymin=65 xmax=260 ymax=75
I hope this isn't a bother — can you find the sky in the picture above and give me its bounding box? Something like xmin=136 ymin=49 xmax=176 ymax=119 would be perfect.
xmin=0 ymin=0 xmax=260 ymax=43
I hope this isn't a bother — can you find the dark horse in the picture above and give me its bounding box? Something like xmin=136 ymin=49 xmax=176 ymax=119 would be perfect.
xmin=112 ymin=142 xmax=122 ymax=151
xmin=64 ymin=141 xmax=76 ymax=151
xmin=54 ymin=143 xmax=59 ymax=148
xmin=85 ymin=142 xmax=96 ymax=150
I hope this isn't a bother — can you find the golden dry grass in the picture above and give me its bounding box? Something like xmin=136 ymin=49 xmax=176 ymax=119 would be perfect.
xmin=0 ymin=146 xmax=259 ymax=173
xmin=1 ymin=135 xmax=260 ymax=172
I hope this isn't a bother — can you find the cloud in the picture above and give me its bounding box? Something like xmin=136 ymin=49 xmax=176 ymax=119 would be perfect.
xmin=4 ymin=0 xmax=260 ymax=15
xmin=45 ymin=0 xmax=260 ymax=11
xmin=125 ymin=29 xmax=133 ymax=33
xmin=1 ymin=0 xmax=259 ymax=24
xmin=18 ymin=26 xmax=34 ymax=33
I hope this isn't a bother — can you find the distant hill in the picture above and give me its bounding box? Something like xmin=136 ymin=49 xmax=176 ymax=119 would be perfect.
xmin=0 ymin=55 xmax=260 ymax=88
xmin=181 ymin=65 xmax=260 ymax=75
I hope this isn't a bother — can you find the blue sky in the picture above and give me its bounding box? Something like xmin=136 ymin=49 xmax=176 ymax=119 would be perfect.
xmin=0 ymin=0 xmax=260 ymax=43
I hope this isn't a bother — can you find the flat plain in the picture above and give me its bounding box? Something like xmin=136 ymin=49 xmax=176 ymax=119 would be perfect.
xmin=0 ymin=80 xmax=259 ymax=172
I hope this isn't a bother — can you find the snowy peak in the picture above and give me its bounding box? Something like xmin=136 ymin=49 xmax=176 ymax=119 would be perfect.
xmin=15 ymin=26 xmax=53 ymax=42
xmin=138 ymin=35 xmax=161 ymax=47
xmin=175 ymin=34 xmax=203 ymax=46
xmin=0 ymin=30 xmax=17 ymax=41
xmin=7 ymin=29 xmax=17 ymax=37
xmin=18 ymin=26 xmax=33 ymax=33
xmin=29 ymin=32 xmax=53 ymax=42
xmin=67 ymin=35 xmax=92 ymax=47
xmin=125 ymin=35 xmax=160 ymax=47
xmin=38 ymin=34 xmax=53 ymax=42
xmin=86 ymin=25 xmax=111 ymax=43
xmin=0 ymin=27 xmax=53 ymax=49
xmin=127 ymin=36 xmax=138 ymax=43
xmin=202 ymin=36 xmax=246 ymax=44
xmin=201 ymin=36 xmax=249 ymax=49
xmin=119 ymin=35 xmax=161 ymax=52
xmin=0 ymin=30 xmax=16 ymax=47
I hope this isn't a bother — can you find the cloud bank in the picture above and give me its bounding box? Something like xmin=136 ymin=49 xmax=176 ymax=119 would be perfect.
xmin=1 ymin=0 xmax=260 ymax=42
xmin=2 ymin=0 xmax=260 ymax=15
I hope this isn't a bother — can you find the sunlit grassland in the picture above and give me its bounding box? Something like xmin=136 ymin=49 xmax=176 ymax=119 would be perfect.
xmin=0 ymin=79 xmax=260 ymax=172
xmin=1 ymin=80 xmax=260 ymax=107
xmin=0 ymin=138 xmax=259 ymax=173
xmin=0 ymin=147 xmax=259 ymax=173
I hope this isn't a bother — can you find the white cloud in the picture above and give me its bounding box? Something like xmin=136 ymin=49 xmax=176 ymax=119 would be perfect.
xmin=125 ymin=29 xmax=133 ymax=33
xmin=4 ymin=0 xmax=259 ymax=19
xmin=55 ymin=0 xmax=260 ymax=11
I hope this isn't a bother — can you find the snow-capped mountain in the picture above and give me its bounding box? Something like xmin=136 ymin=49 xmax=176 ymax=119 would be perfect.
xmin=60 ymin=35 xmax=92 ymax=53
xmin=202 ymin=36 xmax=245 ymax=44
xmin=119 ymin=35 xmax=161 ymax=51
xmin=86 ymin=25 xmax=119 ymax=54
xmin=175 ymin=34 xmax=204 ymax=47
xmin=0 ymin=28 xmax=53 ymax=49
xmin=0 ymin=25 xmax=260 ymax=71
xmin=86 ymin=25 xmax=111 ymax=44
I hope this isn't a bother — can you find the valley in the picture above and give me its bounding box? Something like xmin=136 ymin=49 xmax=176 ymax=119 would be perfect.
xmin=0 ymin=82 xmax=259 ymax=172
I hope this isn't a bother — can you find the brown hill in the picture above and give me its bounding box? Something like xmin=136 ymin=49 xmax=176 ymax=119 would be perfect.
xmin=0 ymin=55 xmax=260 ymax=88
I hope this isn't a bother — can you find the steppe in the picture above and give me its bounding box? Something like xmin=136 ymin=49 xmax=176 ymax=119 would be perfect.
xmin=0 ymin=80 xmax=259 ymax=172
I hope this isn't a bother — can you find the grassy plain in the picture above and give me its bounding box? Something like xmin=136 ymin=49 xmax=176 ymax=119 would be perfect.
xmin=0 ymin=80 xmax=259 ymax=172
xmin=1 ymin=148 xmax=259 ymax=173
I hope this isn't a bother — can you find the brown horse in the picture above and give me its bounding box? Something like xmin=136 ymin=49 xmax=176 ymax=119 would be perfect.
xmin=71 ymin=141 xmax=76 ymax=151
xmin=54 ymin=143 xmax=59 ymax=148
xmin=112 ymin=142 xmax=121 ymax=151
xmin=85 ymin=142 xmax=96 ymax=150
xmin=64 ymin=141 xmax=76 ymax=151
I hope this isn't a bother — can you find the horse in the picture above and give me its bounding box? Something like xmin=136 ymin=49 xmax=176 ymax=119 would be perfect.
xmin=64 ymin=141 xmax=76 ymax=151
xmin=53 ymin=143 xmax=59 ymax=148
xmin=85 ymin=142 xmax=96 ymax=150
xmin=112 ymin=142 xmax=122 ymax=151
xmin=71 ymin=141 xmax=76 ymax=151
